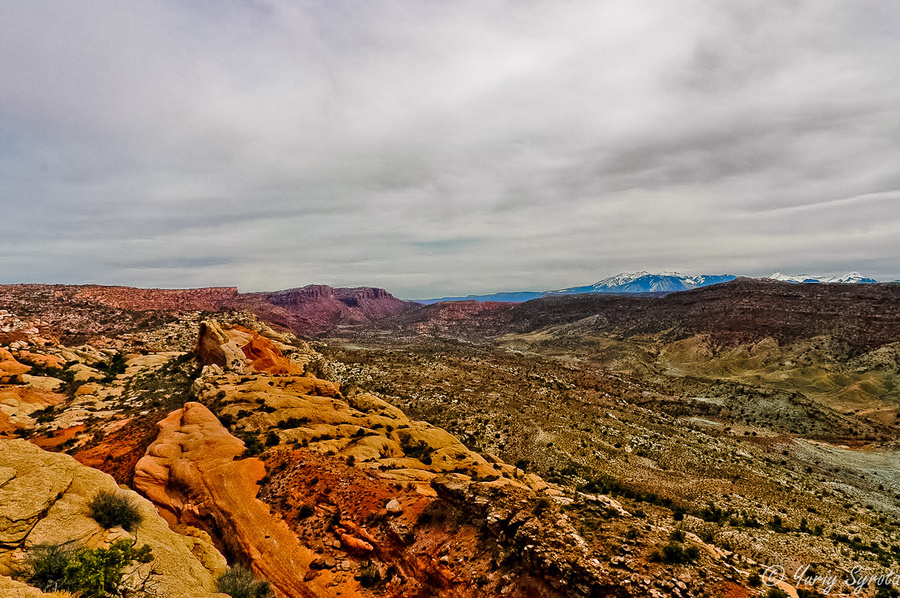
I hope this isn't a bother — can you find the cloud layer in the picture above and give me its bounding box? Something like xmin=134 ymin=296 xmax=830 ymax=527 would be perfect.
xmin=1 ymin=1 xmax=898 ymax=297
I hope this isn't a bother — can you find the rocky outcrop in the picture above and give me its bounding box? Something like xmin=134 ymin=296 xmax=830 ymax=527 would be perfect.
xmin=0 ymin=371 xmax=64 ymax=438
xmin=195 ymin=321 xmax=303 ymax=376
xmin=194 ymin=371 xmax=512 ymax=486
xmin=134 ymin=402 xmax=332 ymax=598
xmin=0 ymin=345 xmax=65 ymax=438
xmin=0 ymin=439 xmax=226 ymax=598
xmin=0 ymin=348 xmax=29 ymax=385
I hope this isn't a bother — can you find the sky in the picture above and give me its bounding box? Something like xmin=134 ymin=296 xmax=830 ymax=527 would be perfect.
xmin=1 ymin=1 xmax=899 ymax=299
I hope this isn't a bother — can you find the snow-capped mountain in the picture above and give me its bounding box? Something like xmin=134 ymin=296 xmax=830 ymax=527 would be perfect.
xmin=768 ymin=272 xmax=879 ymax=284
xmin=553 ymin=272 xmax=737 ymax=295
xmin=417 ymin=270 xmax=887 ymax=304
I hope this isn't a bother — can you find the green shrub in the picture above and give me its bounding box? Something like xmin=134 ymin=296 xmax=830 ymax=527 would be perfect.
xmin=875 ymin=585 xmax=900 ymax=598
xmin=242 ymin=434 xmax=265 ymax=457
xmin=25 ymin=539 xmax=152 ymax=597
xmin=217 ymin=567 xmax=273 ymax=598
xmin=648 ymin=541 xmax=700 ymax=565
xmin=88 ymin=490 xmax=143 ymax=532
xmin=25 ymin=543 xmax=80 ymax=593
xmin=99 ymin=353 xmax=128 ymax=382
xmin=700 ymin=502 xmax=728 ymax=523
xmin=766 ymin=588 xmax=789 ymax=598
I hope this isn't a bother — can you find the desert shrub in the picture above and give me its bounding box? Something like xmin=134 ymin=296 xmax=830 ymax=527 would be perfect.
xmin=25 ymin=539 xmax=152 ymax=597
xmin=766 ymin=588 xmax=788 ymax=598
xmin=749 ymin=572 xmax=761 ymax=587
xmin=356 ymin=560 xmax=381 ymax=588
xmin=99 ymin=353 xmax=128 ymax=382
xmin=217 ymin=567 xmax=273 ymax=598
xmin=700 ymin=502 xmax=728 ymax=523
xmin=88 ymin=490 xmax=143 ymax=532
xmin=276 ymin=416 xmax=309 ymax=429
xmin=265 ymin=431 xmax=280 ymax=447
xmin=297 ymin=504 xmax=315 ymax=519
xmin=875 ymin=585 xmax=900 ymax=598
xmin=770 ymin=515 xmax=790 ymax=533
xmin=32 ymin=405 xmax=57 ymax=423
xmin=242 ymin=434 xmax=265 ymax=457
xmin=25 ymin=544 xmax=79 ymax=593
xmin=403 ymin=441 xmax=434 ymax=463
xmin=649 ymin=541 xmax=700 ymax=565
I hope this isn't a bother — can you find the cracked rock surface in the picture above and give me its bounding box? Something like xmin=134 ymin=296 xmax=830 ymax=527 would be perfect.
xmin=0 ymin=439 xmax=228 ymax=598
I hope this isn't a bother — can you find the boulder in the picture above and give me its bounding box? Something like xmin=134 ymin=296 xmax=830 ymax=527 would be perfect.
xmin=0 ymin=439 xmax=225 ymax=598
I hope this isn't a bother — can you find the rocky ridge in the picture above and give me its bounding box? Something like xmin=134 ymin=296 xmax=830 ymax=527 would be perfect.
xmin=0 ymin=283 xmax=414 ymax=340
xmin=368 ymin=278 xmax=900 ymax=354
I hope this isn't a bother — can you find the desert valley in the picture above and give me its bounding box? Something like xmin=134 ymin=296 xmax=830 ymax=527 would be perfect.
xmin=0 ymin=277 xmax=898 ymax=597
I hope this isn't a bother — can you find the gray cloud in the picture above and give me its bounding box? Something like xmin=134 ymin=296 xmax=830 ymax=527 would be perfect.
xmin=1 ymin=0 xmax=898 ymax=298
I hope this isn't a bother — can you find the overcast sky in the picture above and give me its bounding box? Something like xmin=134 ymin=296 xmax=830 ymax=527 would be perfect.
xmin=1 ymin=1 xmax=899 ymax=298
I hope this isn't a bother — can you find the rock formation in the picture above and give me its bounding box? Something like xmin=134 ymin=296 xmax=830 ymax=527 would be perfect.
xmin=195 ymin=321 xmax=303 ymax=376
xmin=134 ymin=402 xmax=333 ymax=598
xmin=0 ymin=439 xmax=226 ymax=598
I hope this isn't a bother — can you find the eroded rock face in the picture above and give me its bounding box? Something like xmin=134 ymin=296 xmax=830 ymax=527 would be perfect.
xmin=0 ymin=439 xmax=226 ymax=598
xmin=134 ymin=402 xmax=329 ymax=598
xmin=195 ymin=321 xmax=303 ymax=376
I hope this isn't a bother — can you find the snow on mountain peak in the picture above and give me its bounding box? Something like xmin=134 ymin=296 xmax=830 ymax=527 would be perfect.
xmin=549 ymin=272 xmax=737 ymax=295
xmin=767 ymin=272 xmax=878 ymax=284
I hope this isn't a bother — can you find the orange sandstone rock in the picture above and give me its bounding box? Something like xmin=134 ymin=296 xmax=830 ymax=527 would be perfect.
xmin=12 ymin=350 xmax=65 ymax=370
xmin=31 ymin=424 xmax=85 ymax=449
xmin=0 ymin=347 xmax=30 ymax=383
xmin=134 ymin=402 xmax=332 ymax=598
xmin=195 ymin=321 xmax=303 ymax=376
xmin=339 ymin=532 xmax=374 ymax=554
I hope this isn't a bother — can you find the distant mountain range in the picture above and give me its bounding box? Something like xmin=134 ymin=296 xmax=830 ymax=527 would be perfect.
xmin=418 ymin=271 xmax=891 ymax=303
xmin=416 ymin=291 xmax=546 ymax=305
xmin=552 ymin=271 xmax=737 ymax=295
xmin=768 ymin=271 xmax=879 ymax=284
